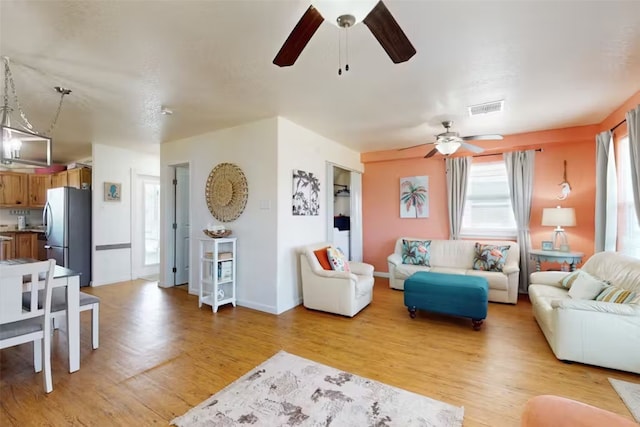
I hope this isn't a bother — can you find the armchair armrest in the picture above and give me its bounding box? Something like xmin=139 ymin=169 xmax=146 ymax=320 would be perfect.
xmin=387 ymin=253 xmax=402 ymax=267
xmin=503 ymin=264 xmax=520 ymax=274
xmin=349 ymin=262 xmax=374 ymax=276
xmin=550 ymin=299 xmax=640 ymax=316
xmin=530 ymin=271 xmax=569 ymax=287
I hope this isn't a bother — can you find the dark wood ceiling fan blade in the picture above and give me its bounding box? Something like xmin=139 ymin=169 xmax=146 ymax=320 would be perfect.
xmin=460 ymin=142 xmax=485 ymax=153
xmin=363 ymin=1 xmax=416 ymax=64
xmin=273 ymin=6 xmax=324 ymax=67
xmin=461 ymin=134 xmax=503 ymax=141
xmin=424 ymin=148 xmax=439 ymax=158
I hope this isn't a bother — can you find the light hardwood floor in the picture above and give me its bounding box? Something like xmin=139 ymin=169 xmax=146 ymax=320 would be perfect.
xmin=1 ymin=278 xmax=637 ymax=426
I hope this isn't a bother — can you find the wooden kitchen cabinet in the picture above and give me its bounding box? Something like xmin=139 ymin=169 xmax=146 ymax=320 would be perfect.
xmin=14 ymin=232 xmax=37 ymax=259
xmin=51 ymin=171 xmax=68 ymax=188
xmin=1 ymin=233 xmax=15 ymax=260
xmin=67 ymin=168 xmax=91 ymax=189
xmin=28 ymin=174 xmax=52 ymax=207
xmin=0 ymin=172 xmax=29 ymax=207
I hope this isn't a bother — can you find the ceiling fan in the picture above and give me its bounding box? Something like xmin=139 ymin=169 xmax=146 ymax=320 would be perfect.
xmin=273 ymin=1 xmax=416 ymax=67
xmin=402 ymin=121 xmax=503 ymax=158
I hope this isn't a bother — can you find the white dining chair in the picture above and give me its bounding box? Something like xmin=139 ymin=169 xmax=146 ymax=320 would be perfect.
xmin=0 ymin=259 xmax=56 ymax=393
xmin=23 ymin=289 xmax=100 ymax=350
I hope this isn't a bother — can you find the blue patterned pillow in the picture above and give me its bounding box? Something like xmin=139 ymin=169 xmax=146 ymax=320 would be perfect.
xmin=402 ymin=240 xmax=431 ymax=266
xmin=472 ymin=243 xmax=510 ymax=272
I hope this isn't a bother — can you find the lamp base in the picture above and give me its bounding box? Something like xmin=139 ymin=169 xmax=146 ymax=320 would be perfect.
xmin=552 ymin=228 xmax=569 ymax=251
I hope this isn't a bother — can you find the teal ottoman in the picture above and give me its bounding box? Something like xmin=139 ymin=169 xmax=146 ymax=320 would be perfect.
xmin=404 ymin=271 xmax=489 ymax=330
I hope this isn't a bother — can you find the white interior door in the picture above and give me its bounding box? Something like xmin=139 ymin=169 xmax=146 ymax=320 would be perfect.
xmin=175 ymin=166 xmax=190 ymax=286
xmin=325 ymin=162 xmax=335 ymax=243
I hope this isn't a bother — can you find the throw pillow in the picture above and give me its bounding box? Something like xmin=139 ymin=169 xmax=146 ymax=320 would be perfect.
xmin=558 ymin=270 xmax=582 ymax=289
xmin=596 ymin=285 xmax=637 ymax=304
xmin=472 ymin=243 xmax=510 ymax=272
xmin=401 ymin=240 xmax=431 ymax=266
xmin=313 ymin=247 xmax=332 ymax=270
xmin=327 ymin=246 xmax=350 ymax=272
xmin=567 ymin=271 xmax=608 ymax=300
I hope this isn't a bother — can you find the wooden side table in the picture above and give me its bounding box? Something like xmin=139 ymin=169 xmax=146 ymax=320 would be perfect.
xmin=529 ymin=249 xmax=584 ymax=272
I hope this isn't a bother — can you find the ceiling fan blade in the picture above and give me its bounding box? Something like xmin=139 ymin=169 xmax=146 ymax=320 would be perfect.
xmin=424 ymin=148 xmax=439 ymax=158
xmin=362 ymin=1 xmax=416 ymax=64
xmin=398 ymin=142 xmax=434 ymax=151
xmin=461 ymin=134 xmax=503 ymax=141
xmin=460 ymin=142 xmax=485 ymax=153
xmin=273 ymin=6 xmax=324 ymax=67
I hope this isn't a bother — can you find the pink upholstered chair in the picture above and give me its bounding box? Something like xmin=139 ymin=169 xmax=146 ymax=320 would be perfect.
xmin=521 ymin=395 xmax=637 ymax=427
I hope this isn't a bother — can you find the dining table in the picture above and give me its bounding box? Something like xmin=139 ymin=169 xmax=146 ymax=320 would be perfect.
xmin=0 ymin=258 xmax=81 ymax=373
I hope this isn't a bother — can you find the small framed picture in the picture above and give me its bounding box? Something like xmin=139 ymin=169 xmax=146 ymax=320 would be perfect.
xmin=104 ymin=182 xmax=121 ymax=201
xmin=541 ymin=241 xmax=553 ymax=251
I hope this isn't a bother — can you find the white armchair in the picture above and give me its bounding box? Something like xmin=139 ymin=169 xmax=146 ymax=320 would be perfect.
xmin=299 ymin=242 xmax=374 ymax=317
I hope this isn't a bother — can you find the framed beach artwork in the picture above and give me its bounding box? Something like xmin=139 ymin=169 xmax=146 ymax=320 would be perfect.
xmin=292 ymin=169 xmax=320 ymax=215
xmin=400 ymin=176 xmax=429 ymax=218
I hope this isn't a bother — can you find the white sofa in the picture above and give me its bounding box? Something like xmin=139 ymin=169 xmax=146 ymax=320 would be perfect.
xmin=529 ymin=252 xmax=640 ymax=374
xmin=387 ymin=238 xmax=520 ymax=304
xmin=299 ymin=242 xmax=374 ymax=317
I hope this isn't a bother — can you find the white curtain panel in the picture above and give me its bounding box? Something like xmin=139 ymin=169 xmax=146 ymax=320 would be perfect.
xmin=503 ymin=150 xmax=535 ymax=294
xmin=445 ymin=157 xmax=471 ymax=240
xmin=595 ymin=130 xmax=617 ymax=252
xmin=626 ymin=105 xmax=640 ymax=224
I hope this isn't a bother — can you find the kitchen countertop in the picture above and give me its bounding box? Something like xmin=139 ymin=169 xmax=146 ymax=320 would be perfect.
xmin=0 ymin=227 xmax=45 ymax=234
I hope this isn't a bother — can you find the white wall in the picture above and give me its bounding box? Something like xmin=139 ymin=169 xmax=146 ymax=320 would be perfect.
xmin=275 ymin=117 xmax=363 ymax=314
xmin=160 ymin=118 xmax=279 ymax=313
xmin=92 ymin=144 xmax=160 ymax=286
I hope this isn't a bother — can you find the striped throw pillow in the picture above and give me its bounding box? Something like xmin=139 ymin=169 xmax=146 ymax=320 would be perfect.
xmin=596 ymin=286 xmax=637 ymax=304
xmin=558 ymin=270 xmax=583 ymax=289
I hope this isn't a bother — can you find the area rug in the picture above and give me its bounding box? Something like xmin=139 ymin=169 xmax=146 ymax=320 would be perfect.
xmin=171 ymin=350 xmax=464 ymax=426
xmin=609 ymin=378 xmax=640 ymax=423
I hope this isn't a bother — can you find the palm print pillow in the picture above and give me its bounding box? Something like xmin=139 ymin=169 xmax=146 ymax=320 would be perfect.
xmin=473 ymin=243 xmax=510 ymax=272
xmin=402 ymin=240 xmax=431 ymax=266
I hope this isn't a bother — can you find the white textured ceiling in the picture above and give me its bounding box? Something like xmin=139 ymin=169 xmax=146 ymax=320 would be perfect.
xmin=1 ymin=0 xmax=639 ymax=163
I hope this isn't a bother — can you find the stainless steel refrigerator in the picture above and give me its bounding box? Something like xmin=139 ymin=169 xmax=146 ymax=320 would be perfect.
xmin=44 ymin=187 xmax=92 ymax=287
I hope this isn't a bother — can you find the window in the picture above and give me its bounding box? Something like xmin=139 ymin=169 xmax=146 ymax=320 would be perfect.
xmin=461 ymin=161 xmax=517 ymax=238
xmin=617 ymin=137 xmax=640 ymax=258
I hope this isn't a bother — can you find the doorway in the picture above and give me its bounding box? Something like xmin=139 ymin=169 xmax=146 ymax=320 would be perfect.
xmin=326 ymin=163 xmax=363 ymax=262
xmin=132 ymin=173 xmax=160 ymax=280
xmin=171 ymin=164 xmax=190 ymax=287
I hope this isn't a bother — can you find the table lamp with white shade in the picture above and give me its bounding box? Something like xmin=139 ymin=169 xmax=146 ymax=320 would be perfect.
xmin=541 ymin=206 xmax=576 ymax=251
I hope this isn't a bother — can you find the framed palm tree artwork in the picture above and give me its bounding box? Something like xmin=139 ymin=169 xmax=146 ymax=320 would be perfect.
xmin=292 ymin=169 xmax=320 ymax=215
xmin=400 ymin=176 xmax=429 ymax=218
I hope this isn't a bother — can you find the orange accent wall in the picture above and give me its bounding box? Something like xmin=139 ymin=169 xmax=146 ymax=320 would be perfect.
xmin=362 ymin=91 xmax=639 ymax=272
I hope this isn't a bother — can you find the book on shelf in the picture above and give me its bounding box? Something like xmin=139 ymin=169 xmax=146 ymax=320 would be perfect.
xmin=219 ymin=252 xmax=233 ymax=260
xmin=218 ymin=260 xmax=233 ymax=280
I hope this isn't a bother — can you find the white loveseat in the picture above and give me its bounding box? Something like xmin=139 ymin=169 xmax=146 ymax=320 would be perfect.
xmin=299 ymin=242 xmax=374 ymax=317
xmin=528 ymin=252 xmax=640 ymax=374
xmin=387 ymin=238 xmax=520 ymax=304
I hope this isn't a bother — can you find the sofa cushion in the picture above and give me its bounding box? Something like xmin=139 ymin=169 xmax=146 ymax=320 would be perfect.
xmin=467 ymin=270 xmax=509 ymax=291
xmin=395 ymin=263 xmax=432 ymax=279
xmin=402 ymin=239 xmax=431 ymax=266
xmin=313 ymin=247 xmax=332 ymax=270
xmin=472 ymin=243 xmax=510 ymax=272
xmin=327 ymin=247 xmax=350 ymax=272
xmin=429 ymin=267 xmax=468 ymax=276
xmin=568 ymin=271 xmax=608 ymax=300
xmin=596 ymin=286 xmax=637 ymax=304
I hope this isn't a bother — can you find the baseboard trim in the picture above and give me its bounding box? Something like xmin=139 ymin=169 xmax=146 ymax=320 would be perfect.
xmin=374 ymin=271 xmax=390 ymax=278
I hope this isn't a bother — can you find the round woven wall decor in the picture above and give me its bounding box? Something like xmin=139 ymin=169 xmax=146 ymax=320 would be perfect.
xmin=205 ymin=163 xmax=248 ymax=222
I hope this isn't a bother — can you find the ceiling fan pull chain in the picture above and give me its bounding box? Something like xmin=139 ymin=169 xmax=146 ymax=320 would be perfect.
xmin=337 ymin=27 xmax=342 ymax=75
xmin=345 ymin=27 xmax=350 ymax=72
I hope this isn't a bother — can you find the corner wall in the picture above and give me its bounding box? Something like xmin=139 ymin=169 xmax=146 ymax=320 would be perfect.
xmin=275 ymin=117 xmax=363 ymax=314
xmin=92 ymin=143 xmax=160 ymax=286
xmin=160 ymin=118 xmax=279 ymax=313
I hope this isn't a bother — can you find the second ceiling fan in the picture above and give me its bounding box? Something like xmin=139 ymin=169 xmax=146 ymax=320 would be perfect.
xmin=402 ymin=121 xmax=504 ymax=158
xmin=273 ymin=1 xmax=416 ymax=67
